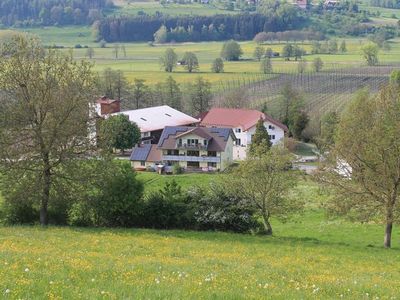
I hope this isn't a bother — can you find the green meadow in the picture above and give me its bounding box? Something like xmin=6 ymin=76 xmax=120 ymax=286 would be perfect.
xmin=5 ymin=26 xmax=399 ymax=86
xmin=0 ymin=176 xmax=399 ymax=299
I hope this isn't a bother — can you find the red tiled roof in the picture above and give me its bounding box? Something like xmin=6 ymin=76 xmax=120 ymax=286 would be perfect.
xmin=200 ymin=108 xmax=288 ymax=132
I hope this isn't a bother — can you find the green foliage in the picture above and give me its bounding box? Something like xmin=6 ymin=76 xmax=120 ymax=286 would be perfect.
xmin=172 ymin=164 xmax=184 ymax=175
xmin=253 ymin=45 xmax=265 ymax=61
xmin=92 ymin=162 xmax=144 ymax=227
xmin=297 ymin=59 xmax=307 ymax=74
xmin=154 ymin=25 xmax=168 ymax=44
xmin=221 ymin=40 xmax=243 ymax=61
xmin=340 ymin=40 xmax=347 ymax=53
xmin=312 ymin=57 xmax=324 ymax=72
xmin=248 ymin=118 xmax=271 ymax=156
xmin=99 ymin=114 xmax=141 ymax=153
xmin=97 ymin=68 xmax=130 ymax=101
xmin=260 ymin=57 xmax=273 ymax=74
xmin=316 ymin=111 xmax=339 ymax=153
xmin=187 ymin=77 xmax=212 ymax=115
xmin=227 ymin=148 xmax=301 ymax=235
xmin=132 ymin=78 xmax=148 ymax=109
xmin=361 ymin=43 xmax=379 ymax=66
xmin=211 ymin=57 xmax=224 ymax=73
xmin=181 ymin=51 xmax=199 ymax=73
xmin=160 ymin=48 xmax=178 ymax=72
xmin=162 ymin=76 xmax=183 ymax=110
xmin=318 ymin=86 xmax=400 ymax=248
xmin=192 ymin=185 xmax=259 ymax=233
xmin=142 ymin=180 xmax=194 ymax=229
xmin=390 ymin=70 xmax=400 ymax=87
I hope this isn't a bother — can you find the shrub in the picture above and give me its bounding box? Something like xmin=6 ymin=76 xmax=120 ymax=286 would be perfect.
xmin=68 ymin=201 xmax=96 ymax=227
xmin=142 ymin=180 xmax=195 ymax=229
xmin=192 ymin=185 xmax=259 ymax=233
xmin=74 ymin=44 xmax=82 ymax=48
xmin=172 ymin=164 xmax=184 ymax=174
xmin=93 ymin=163 xmax=144 ymax=227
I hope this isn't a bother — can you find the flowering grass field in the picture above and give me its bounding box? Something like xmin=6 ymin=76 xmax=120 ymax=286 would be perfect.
xmin=1 ymin=209 xmax=399 ymax=299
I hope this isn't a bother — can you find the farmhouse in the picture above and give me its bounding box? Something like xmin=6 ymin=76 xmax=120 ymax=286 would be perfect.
xmin=96 ymin=99 xmax=199 ymax=144
xmin=199 ymin=108 xmax=287 ymax=160
xmin=130 ymin=126 xmax=235 ymax=171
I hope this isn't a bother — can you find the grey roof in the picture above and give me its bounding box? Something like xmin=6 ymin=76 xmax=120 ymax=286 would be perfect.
xmin=130 ymin=144 xmax=152 ymax=161
xmin=158 ymin=126 xmax=236 ymax=152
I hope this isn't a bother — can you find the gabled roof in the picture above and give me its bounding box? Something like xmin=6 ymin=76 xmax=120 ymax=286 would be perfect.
xmin=111 ymin=105 xmax=199 ymax=132
xmin=199 ymin=108 xmax=288 ymax=132
xmin=158 ymin=126 xmax=235 ymax=152
xmin=130 ymin=144 xmax=162 ymax=162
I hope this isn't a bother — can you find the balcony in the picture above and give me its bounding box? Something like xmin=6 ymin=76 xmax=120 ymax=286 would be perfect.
xmin=176 ymin=143 xmax=208 ymax=150
xmin=163 ymin=155 xmax=220 ymax=163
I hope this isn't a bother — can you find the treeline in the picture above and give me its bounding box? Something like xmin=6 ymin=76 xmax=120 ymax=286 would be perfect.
xmin=369 ymin=0 xmax=400 ymax=8
xmin=0 ymin=0 xmax=112 ymax=27
xmin=95 ymin=13 xmax=307 ymax=43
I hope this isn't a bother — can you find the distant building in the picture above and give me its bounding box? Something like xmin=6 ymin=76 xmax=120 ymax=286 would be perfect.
xmin=96 ymin=101 xmax=199 ymax=145
xmin=130 ymin=126 xmax=236 ymax=171
xmin=199 ymin=108 xmax=287 ymax=160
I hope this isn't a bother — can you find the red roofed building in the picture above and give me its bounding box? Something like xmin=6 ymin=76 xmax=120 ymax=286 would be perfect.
xmin=199 ymin=108 xmax=287 ymax=160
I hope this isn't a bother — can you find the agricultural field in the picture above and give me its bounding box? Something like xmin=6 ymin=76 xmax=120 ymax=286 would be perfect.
xmin=6 ymin=26 xmax=400 ymax=87
xmin=1 ymin=177 xmax=399 ymax=299
xmin=107 ymin=0 xmax=236 ymax=16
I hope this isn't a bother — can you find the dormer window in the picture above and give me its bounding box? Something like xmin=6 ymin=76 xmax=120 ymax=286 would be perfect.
xmin=235 ymin=128 xmax=242 ymax=133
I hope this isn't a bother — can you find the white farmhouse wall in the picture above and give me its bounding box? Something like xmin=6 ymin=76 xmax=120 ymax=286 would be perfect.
xmin=233 ymin=121 xmax=285 ymax=160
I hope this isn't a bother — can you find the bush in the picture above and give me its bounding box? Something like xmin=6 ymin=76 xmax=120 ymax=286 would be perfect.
xmin=93 ymin=163 xmax=144 ymax=227
xmin=172 ymin=164 xmax=184 ymax=174
xmin=192 ymin=185 xmax=259 ymax=233
xmin=74 ymin=44 xmax=82 ymax=48
xmin=142 ymin=180 xmax=195 ymax=229
xmin=68 ymin=201 xmax=96 ymax=227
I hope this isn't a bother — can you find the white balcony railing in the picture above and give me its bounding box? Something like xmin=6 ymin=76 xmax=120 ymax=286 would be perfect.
xmin=163 ymin=155 xmax=220 ymax=163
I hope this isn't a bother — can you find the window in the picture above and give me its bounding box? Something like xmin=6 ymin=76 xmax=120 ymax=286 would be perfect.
xmin=235 ymin=139 xmax=241 ymax=146
xmin=268 ymin=125 xmax=275 ymax=130
xmin=187 ymin=161 xmax=200 ymax=168
xmin=208 ymin=162 xmax=217 ymax=168
xmin=268 ymin=135 xmax=275 ymax=140
xmin=142 ymin=132 xmax=150 ymax=137
xmin=207 ymin=151 xmax=217 ymax=157
xmin=167 ymin=150 xmax=179 ymax=155
xmin=178 ymin=138 xmax=182 ymax=146
xmin=140 ymin=161 xmax=145 ymax=166
xmin=235 ymin=128 xmax=242 ymax=133
xmin=204 ymin=139 xmax=208 ymax=146
xmin=142 ymin=140 xmax=151 ymax=145
xmin=187 ymin=139 xmax=199 ymax=146
xmin=187 ymin=150 xmax=199 ymax=157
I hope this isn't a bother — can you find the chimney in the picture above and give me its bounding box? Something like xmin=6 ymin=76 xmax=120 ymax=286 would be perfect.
xmin=96 ymin=97 xmax=121 ymax=116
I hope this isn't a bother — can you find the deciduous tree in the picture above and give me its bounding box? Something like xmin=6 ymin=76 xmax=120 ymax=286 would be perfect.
xmin=160 ymin=48 xmax=178 ymax=72
xmin=317 ymin=87 xmax=400 ymax=248
xmin=0 ymin=36 xmax=96 ymax=226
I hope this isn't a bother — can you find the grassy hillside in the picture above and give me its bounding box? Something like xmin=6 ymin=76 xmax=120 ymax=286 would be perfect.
xmin=1 ymin=209 xmax=399 ymax=299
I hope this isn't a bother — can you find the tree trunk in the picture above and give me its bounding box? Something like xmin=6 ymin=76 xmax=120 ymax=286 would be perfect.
xmin=261 ymin=212 xmax=273 ymax=235
xmin=384 ymin=222 xmax=392 ymax=248
xmin=40 ymin=160 xmax=51 ymax=226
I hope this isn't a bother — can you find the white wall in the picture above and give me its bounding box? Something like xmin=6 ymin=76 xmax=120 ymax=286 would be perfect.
xmin=232 ymin=121 xmax=285 ymax=160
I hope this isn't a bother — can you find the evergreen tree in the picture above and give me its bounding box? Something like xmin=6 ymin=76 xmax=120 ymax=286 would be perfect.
xmin=340 ymin=40 xmax=347 ymax=53
xmin=249 ymin=118 xmax=272 ymax=156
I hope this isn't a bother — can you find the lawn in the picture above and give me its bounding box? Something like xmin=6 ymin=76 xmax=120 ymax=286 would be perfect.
xmin=1 ymin=173 xmax=400 ymax=298
xmin=1 ymin=211 xmax=399 ymax=299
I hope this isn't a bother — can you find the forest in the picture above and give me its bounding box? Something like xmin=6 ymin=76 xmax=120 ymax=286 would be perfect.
xmin=95 ymin=13 xmax=307 ymax=42
xmin=0 ymin=0 xmax=112 ymax=26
